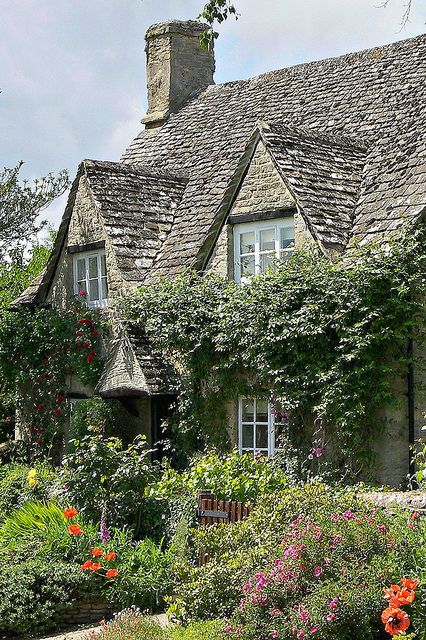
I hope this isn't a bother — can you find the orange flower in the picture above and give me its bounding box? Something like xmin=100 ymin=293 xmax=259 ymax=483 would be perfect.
xmin=381 ymin=607 xmax=410 ymax=636
xmin=106 ymin=568 xmax=118 ymax=579
xmin=104 ymin=551 xmax=117 ymax=561
xmin=81 ymin=560 xmax=93 ymax=571
xmin=68 ymin=524 xmax=84 ymax=535
xmin=90 ymin=548 xmax=104 ymax=557
xmin=384 ymin=585 xmax=402 ymax=601
xmin=401 ymin=578 xmax=419 ymax=591
xmin=89 ymin=562 xmax=102 ymax=572
xmin=63 ymin=508 xmax=78 ymax=519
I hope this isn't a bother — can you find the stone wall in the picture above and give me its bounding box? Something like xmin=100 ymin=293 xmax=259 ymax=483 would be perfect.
xmin=58 ymin=600 xmax=111 ymax=627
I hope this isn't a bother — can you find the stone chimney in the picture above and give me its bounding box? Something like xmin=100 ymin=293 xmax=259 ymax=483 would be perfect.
xmin=142 ymin=20 xmax=215 ymax=130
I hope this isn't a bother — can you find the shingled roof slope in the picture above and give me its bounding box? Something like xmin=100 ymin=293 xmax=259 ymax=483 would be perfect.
xmin=84 ymin=160 xmax=188 ymax=286
xmin=260 ymin=123 xmax=368 ymax=249
xmin=122 ymin=33 xmax=426 ymax=280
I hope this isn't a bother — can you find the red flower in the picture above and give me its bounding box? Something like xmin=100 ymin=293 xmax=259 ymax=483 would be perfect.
xmin=106 ymin=569 xmax=118 ymax=579
xmin=76 ymin=331 xmax=83 ymax=337
xmin=77 ymin=319 xmax=86 ymax=325
xmin=87 ymin=351 xmax=95 ymax=364
xmin=92 ymin=330 xmax=98 ymax=337
xmin=81 ymin=560 xmax=93 ymax=571
xmin=82 ymin=341 xmax=90 ymax=349
xmin=38 ymin=374 xmax=45 ymax=381
xmin=63 ymin=508 xmax=78 ymax=519
xmin=53 ymin=408 xmax=62 ymax=416
xmin=56 ymin=395 xmax=64 ymax=404
xmin=42 ymin=359 xmax=49 ymax=365
xmin=36 ymin=439 xmax=44 ymax=445
xmin=401 ymin=578 xmax=419 ymax=591
xmin=90 ymin=548 xmax=104 ymax=557
xmin=79 ymin=290 xmax=87 ymax=297
xmin=104 ymin=551 xmax=117 ymax=561
xmin=381 ymin=607 xmax=410 ymax=636
xmin=411 ymin=512 xmax=420 ymax=520
xmin=68 ymin=524 xmax=84 ymax=535
xmin=35 ymin=403 xmax=44 ymax=411
xmin=89 ymin=562 xmax=101 ymax=572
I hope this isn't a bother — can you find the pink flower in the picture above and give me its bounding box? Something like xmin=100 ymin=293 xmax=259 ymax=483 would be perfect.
xmin=314 ymin=527 xmax=323 ymax=541
xmin=271 ymin=632 xmax=280 ymax=639
xmin=408 ymin=520 xmax=415 ymax=529
xmin=323 ymin=557 xmax=331 ymax=565
xmin=271 ymin=609 xmax=282 ymax=618
xmin=328 ymin=598 xmax=338 ymax=611
xmin=342 ymin=510 xmax=355 ymax=521
xmin=298 ymin=607 xmax=310 ymax=622
xmin=224 ymin=626 xmax=233 ymax=634
xmin=297 ymin=632 xmax=305 ymax=640
xmin=242 ymin=580 xmax=252 ymax=594
xmin=313 ymin=566 xmax=323 ymax=578
xmin=310 ymin=628 xmax=318 ymax=635
xmin=274 ymin=559 xmax=284 ymax=570
xmin=330 ymin=513 xmax=340 ymax=522
xmin=377 ymin=524 xmax=387 ymax=534
xmin=326 ymin=613 xmax=336 ymax=622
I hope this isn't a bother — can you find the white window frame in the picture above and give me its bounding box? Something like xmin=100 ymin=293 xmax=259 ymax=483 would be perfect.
xmin=233 ymin=217 xmax=295 ymax=283
xmin=238 ymin=397 xmax=277 ymax=457
xmin=73 ymin=250 xmax=108 ymax=309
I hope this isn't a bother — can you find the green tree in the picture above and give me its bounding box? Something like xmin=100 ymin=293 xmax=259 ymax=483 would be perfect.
xmin=0 ymin=162 xmax=68 ymax=261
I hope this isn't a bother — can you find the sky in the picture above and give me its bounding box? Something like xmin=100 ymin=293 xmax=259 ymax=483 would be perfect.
xmin=1 ymin=0 xmax=425 ymax=228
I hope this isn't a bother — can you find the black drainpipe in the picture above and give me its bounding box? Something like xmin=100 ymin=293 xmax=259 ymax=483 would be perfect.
xmin=407 ymin=337 xmax=416 ymax=482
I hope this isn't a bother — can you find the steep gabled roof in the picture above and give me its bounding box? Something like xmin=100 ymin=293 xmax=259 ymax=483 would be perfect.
xmin=12 ymin=161 xmax=187 ymax=307
xmin=122 ymin=33 xmax=426 ymax=280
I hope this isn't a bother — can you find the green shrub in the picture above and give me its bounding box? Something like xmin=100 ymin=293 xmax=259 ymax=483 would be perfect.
xmin=169 ymin=620 xmax=225 ymax=640
xmin=0 ymin=461 xmax=57 ymax=523
xmin=61 ymin=434 xmax=158 ymax=535
xmin=69 ymin=396 xmax=137 ymax=446
xmin=0 ymin=558 xmax=93 ymax=634
xmin=106 ymin=538 xmax=176 ymax=612
xmin=173 ymin=483 xmax=419 ymax=637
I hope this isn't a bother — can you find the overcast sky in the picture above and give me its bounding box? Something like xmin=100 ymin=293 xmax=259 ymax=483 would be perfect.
xmin=1 ymin=0 xmax=425 ymax=227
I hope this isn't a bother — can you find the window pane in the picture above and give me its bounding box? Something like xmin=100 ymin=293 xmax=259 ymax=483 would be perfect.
xmin=88 ymin=256 xmax=98 ymax=279
xmin=76 ymin=258 xmax=86 ymax=281
xmin=240 ymin=232 xmax=255 ymax=255
xmin=101 ymin=276 xmax=108 ymax=300
xmin=256 ymin=400 xmax=268 ymax=422
xmin=260 ymin=228 xmax=275 ymax=251
xmin=280 ymin=224 xmax=295 ymax=249
xmin=100 ymin=254 xmax=107 ymax=277
xmin=260 ymin=252 xmax=274 ymax=272
xmin=242 ymin=399 xmax=254 ymax=422
xmin=242 ymin=424 xmax=254 ymax=449
xmin=77 ymin=280 xmax=86 ymax=294
xmin=241 ymin=255 xmax=255 ymax=276
xmin=89 ymin=279 xmax=99 ymax=301
xmin=256 ymin=424 xmax=268 ymax=449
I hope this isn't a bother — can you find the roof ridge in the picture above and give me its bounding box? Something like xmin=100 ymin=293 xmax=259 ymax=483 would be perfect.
xmin=259 ymin=121 xmax=370 ymax=152
xmin=82 ymin=159 xmax=188 ymax=184
xmin=204 ymin=31 xmax=426 ymax=93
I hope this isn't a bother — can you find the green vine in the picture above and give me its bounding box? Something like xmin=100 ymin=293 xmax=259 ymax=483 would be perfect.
xmin=125 ymin=228 xmax=426 ymax=479
xmin=0 ymin=295 xmax=105 ymax=458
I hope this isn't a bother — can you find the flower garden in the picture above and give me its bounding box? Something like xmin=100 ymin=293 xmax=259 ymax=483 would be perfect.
xmin=0 ymin=447 xmax=425 ymax=640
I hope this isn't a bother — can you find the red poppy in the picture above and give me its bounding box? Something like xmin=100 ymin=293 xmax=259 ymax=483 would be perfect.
xmin=90 ymin=548 xmax=104 ymax=557
xmin=106 ymin=569 xmax=118 ymax=579
xmin=104 ymin=551 xmax=117 ymax=561
xmin=89 ymin=562 xmax=101 ymax=572
xmin=381 ymin=607 xmax=410 ymax=636
xmin=68 ymin=524 xmax=84 ymax=535
xmin=81 ymin=560 xmax=93 ymax=571
xmin=390 ymin=588 xmax=415 ymax=607
xmin=401 ymin=578 xmax=419 ymax=591
xmin=384 ymin=585 xmax=402 ymax=601
xmin=63 ymin=508 xmax=78 ymax=519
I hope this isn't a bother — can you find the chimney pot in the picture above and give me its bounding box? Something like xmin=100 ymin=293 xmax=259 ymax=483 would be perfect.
xmin=142 ymin=20 xmax=215 ymax=130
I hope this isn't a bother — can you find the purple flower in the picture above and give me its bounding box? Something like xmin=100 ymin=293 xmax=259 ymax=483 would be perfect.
xmin=342 ymin=510 xmax=355 ymax=521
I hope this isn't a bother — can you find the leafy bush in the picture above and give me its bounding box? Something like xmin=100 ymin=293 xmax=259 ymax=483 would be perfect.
xmin=169 ymin=619 xmax=225 ymax=640
xmin=0 ymin=558 xmax=92 ymax=634
xmin=172 ymin=483 xmax=419 ymax=637
xmin=0 ymin=461 xmax=57 ymax=523
xmin=107 ymin=538 xmax=177 ymax=612
xmin=61 ymin=434 xmax=158 ymax=534
xmin=69 ymin=396 xmax=137 ymax=446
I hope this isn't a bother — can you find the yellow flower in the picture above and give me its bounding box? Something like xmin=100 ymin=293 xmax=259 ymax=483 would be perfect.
xmin=27 ymin=469 xmax=37 ymax=488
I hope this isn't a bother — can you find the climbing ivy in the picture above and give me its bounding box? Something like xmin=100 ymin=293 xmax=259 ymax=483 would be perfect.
xmin=125 ymin=228 xmax=426 ymax=479
xmin=0 ymin=295 xmax=105 ymax=458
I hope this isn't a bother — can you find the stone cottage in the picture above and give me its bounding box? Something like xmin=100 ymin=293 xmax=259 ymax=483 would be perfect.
xmin=14 ymin=20 xmax=426 ymax=486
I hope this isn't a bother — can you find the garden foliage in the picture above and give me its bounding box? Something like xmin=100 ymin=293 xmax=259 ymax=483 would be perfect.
xmin=125 ymin=231 xmax=426 ymax=478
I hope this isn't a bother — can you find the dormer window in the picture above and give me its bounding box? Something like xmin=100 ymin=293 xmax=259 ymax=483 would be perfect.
xmin=73 ymin=250 xmax=108 ymax=308
xmin=233 ymin=217 xmax=295 ymax=283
